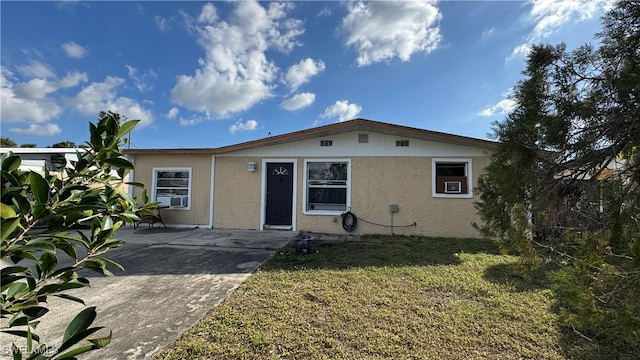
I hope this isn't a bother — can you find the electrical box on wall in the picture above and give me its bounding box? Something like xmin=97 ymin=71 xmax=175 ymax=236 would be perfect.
xmin=389 ymin=204 xmax=399 ymax=213
xmin=248 ymin=162 xmax=257 ymax=172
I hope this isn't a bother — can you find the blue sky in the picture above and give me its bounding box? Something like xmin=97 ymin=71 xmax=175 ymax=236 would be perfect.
xmin=1 ymin=0 xmax=612 ymax=149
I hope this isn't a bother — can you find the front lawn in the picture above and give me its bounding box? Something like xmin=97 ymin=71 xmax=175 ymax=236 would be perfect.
xmin=155 ymin=236 xmax=635 ymax=359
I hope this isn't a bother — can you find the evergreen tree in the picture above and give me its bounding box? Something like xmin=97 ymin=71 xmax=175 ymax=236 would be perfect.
xmin=474 ymin=0 xmax=639 ymax=344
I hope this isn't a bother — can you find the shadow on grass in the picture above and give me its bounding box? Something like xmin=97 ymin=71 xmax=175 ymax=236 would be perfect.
xmin=482 ymin=262 xmax=556 ymax=292
xmin=558 ymin=324 xmax=640 ymax=360
xmin=484 ymin=259 xmax=640 ymax=359
xmin=261 ymin=235 xmax=500 ymax=271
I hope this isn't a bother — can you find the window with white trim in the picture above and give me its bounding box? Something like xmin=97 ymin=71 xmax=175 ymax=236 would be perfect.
xmin=304 ymin=160 xmax=350 ymax=213
xmin=432 ymin=159 xmax=473 ymax=198
xmin=153 ymin=168 xmax=192 ymax=209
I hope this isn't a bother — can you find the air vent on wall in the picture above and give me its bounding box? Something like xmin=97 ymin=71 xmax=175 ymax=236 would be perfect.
xmin=358 ymin=133 xmax=369 ymax=143
xmin=396 ymin=140 xmax=409 ymax=147
xmin=320 ymin=140 xmax=333 ymax=147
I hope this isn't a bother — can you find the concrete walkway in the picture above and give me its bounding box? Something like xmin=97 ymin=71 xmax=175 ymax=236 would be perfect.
xmin=4 ymin=227 xmax=292 ymax=360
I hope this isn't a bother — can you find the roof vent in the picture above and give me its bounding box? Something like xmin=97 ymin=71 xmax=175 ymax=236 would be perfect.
xmin=358 ymin=133 xmax=369 ymax=143
xmin=320 ymin=140 xmax=333 ymax=147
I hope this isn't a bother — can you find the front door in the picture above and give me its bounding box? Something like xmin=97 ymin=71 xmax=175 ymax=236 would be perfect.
xmin=265 ymin=162 xmax=294 ymax=226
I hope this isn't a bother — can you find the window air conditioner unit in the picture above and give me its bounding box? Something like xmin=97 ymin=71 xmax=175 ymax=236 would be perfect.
xmin=156 ymin=196 xmax=172 ymax=207
xmin=444 ymin=181 xmax=462 ymax=193
xmin=170 ymin=196 xmax=188 ymax=208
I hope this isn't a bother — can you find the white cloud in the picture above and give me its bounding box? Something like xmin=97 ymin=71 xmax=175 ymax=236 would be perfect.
xmin=170 ymin=1 xmax=304 ymax=118
xmin=1 ymin=67 xmax=14 ymax=83
xmin=107 ymin=98 xmax=154 ymax=127
xmin=167 ymin=107 xmax=179 ymax=119
xmin=509 ymin=0 xmax=608 ymax=60
xmin=342 ymin=1 xmax=442 ymax=66
xmin=320 ymin=100 xmax=361 ymax=122
xmin=71 ymin=76 xmax=124 ymax=112
xmin=58 ymin=71 xmax=88 ymax=88
xmin=17 ymin=60 xmax=56 ymax=79
xmin=57 ymin=1 xmax=89 ymax=10
xmin=478 ymin=98 xmax=517 ymax=117
xmin=125 ymin=65 xmax=157 ymax=93
xmin=280 ymin=92 xmax=315 ymax=111
xmin=229 ymin=119 xmax=258 ymax=134
xmin=481 ymin=28 xmax=495 ymax=41
xmin=1 ymin=79 xmax=61 ymax=123
xmin=179 ymin=117 xmax=204 ymax=126
xmin=61 ymin=41 xmax=87 ymax=59
xmin=317 ymin=7 xmax=331 ymax=17
xmin=508 ymin=43 xmax=532 ymax=60
xmin=261 ymin=4 xmax=304 ymax=53
xmin=1 ymin=66 xmax=86 ymax=124
xmin=13 ymin=78 xmax=59 ymax=101
xmin=197 ymin=3 xmax=218 ymax=24
xmin=70 ymin=76 xmax=153 ymax=127
xmin=155 ymin=16 xmax=171 ymax=32
xmin=529 ymin=0 xmax=600 ymax=39
xmin=179 ymin=9 xmax=196 ymax=35
xmin=283 ymin=58 xmax=325 ymax=91
xmin=10 ymin=123 xmax=61 ymax=136
xmin=1 ymin=61 xmax=151 ymax=135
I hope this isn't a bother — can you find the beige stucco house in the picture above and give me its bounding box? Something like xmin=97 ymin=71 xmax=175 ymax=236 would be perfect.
xmin=124 ymin=119 xmax=498 ymax=238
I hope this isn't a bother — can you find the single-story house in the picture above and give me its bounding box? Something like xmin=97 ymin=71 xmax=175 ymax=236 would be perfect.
xmin=0 ymin=147 xmax=129 ymax=190
xmin=0 ymin=147 xmax=82 ymax=175
xmin=124 ymin=118 xmax=498 ymax=238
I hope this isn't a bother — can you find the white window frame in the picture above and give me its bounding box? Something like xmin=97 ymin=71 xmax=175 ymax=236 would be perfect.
xmin=152 ymin=167 xmax=192 ymax=210
xmin=432 ymin=158 xmax=473 ymax=199
xmin=303 ymin=159 xmax=351 ymax=215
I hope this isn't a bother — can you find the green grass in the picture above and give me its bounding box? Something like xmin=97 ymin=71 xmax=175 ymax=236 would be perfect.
xmin=155 ymin=236 xmax=636 ymax=359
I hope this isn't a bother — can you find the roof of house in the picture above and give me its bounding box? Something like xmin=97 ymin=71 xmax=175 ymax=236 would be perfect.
xmin=123 ymin=118 xmax=499 ymax=155
xmin=0 ymin=147 xmax=84 ymax=154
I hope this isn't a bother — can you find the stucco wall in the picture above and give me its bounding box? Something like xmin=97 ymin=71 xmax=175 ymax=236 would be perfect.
xmin=213 ymin=157 xmax=263 ymax=229
xmin=295 ymin=156 xmax=487 ymax=238
xmin=130 ymin=154 xmax=212 ymax=226
xmin=211 ymin=155 xmax=488 ymax=238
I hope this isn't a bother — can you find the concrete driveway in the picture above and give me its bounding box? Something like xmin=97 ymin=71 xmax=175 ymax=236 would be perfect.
xmin=5 ymin=227 xmax=292 ymax=360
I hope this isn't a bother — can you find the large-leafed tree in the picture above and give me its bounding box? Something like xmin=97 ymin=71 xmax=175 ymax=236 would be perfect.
xmin=1 ymin=113 xmax=156 ymax=358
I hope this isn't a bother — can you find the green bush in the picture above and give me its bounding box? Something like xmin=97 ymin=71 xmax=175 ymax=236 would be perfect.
xmin=1 ymin=113 xmax=156 ymax=359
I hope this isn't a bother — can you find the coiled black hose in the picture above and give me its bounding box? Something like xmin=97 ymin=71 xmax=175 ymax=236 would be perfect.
xmin=341 ymin=211 xmax=358 ymax=232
